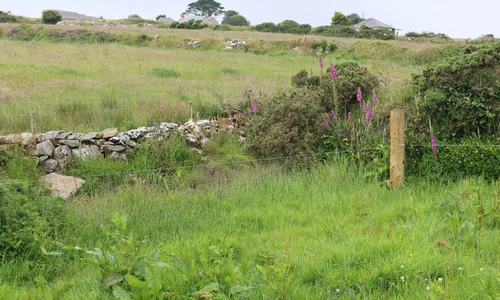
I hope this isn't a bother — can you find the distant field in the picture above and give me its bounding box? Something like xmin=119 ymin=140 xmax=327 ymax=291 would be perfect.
xmin=0 ymin=26 xmax=447 ymax=134
xmin=0 ymin=40 xmax=315 ymax=134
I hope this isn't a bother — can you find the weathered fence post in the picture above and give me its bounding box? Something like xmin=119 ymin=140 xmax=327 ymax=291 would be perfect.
xmin=30 ymin=111 xmax=36 ymax=134
xmin=188 ymin=101 xmax=193 ymax=120
xmin=390 ymin=109 xmax=405 ymax=187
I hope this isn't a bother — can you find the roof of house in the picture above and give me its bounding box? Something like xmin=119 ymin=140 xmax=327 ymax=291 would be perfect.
xmin=178 ymin=15 xmax=218 ymax=24
xmin=158 ymin=17 xmax=176 ymax=23
xmin=55 ymin=10 xmax=96 ymax=19
xmin=355 ymin=18 xmax=399 ymax=30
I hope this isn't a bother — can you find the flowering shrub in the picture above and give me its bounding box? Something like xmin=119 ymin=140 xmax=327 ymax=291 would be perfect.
xmin=291 ymin=61 xmax=379 ymax=113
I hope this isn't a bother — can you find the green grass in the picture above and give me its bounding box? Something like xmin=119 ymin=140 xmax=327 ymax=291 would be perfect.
xmin=0 ymin=162 xmax=498 ymax=298
xmin=151 ymin=68 xmax=180 ymax=78
xmin=0 ymin=40 xmax=318 ymax=134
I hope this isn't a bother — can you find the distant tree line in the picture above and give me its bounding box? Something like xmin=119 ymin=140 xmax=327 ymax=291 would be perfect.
xmin=405 ymin=31 xmax=450 ymax=39
xmin=0 ymin=11 xmax=22 ymax=23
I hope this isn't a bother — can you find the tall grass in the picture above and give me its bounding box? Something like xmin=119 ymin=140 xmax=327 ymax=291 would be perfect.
xmin=0 ymin=161 xmax=498 ymax=298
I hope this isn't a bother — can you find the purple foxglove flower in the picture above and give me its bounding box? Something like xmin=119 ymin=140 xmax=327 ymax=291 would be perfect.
xmin=251 ymin=100 xmax=257 ymax=113
xmin=330 ymin=66 xmax=337 ymax=80
xmin=331 ymin=111 xmax=337 ymax=122
xmin=357 ymin=88 xmax=363 ymax=102
xmin=431 ymin=135 xmax=437 ymax=156
xmin=372 ymin=90 xmax=378 ymax=103
xmin=337 ymin=130 xmax=342 ymax=140
xmin=366 ymin=109 xmax=373 ymax=121
xmin=360 ymin=116 xmax=365 ymax=124
xmin=368 ymin=122 xmax=373 ymax=129
xmin=329 ymin=60 xmax=337 ymax=80
xmin=362 ymin=103 xmax=367 ymax=113
xmin=319 ymin=56 xmax=324 ymax=70
xmin=323 ymin=115 xmax=329 ymax=129
xmin=348 ymin=112 xmax=353 ymax=120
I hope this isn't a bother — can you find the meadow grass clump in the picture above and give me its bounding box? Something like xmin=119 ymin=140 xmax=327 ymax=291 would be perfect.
xmin=151 ymin=68 xmax=180 ymax=78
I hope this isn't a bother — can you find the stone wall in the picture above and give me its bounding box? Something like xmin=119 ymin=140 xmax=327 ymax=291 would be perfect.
xmin=0 ymin=118 xmax=246 ymax=175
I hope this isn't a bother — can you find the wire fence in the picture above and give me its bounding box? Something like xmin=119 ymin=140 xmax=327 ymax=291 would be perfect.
xmin=1 ymin=142 xmax=499 ymax=187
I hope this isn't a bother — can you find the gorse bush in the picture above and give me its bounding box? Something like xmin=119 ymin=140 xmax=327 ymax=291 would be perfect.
xmin=410 ymin=42 xmax=500 ymax=139
xmin=247 ymin=88 xmax=324 ymax=159
xmin=406 ymin=134 xmax=500 ymax=180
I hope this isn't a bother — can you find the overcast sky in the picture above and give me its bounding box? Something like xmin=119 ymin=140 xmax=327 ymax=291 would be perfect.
xmin=4 ymin=0 xmax=498 ymax=38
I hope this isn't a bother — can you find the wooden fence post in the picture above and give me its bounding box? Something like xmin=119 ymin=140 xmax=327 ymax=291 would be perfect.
xmin=30 ymin=111 xmax=36 ymax=134
xmin=390 ymin=109 xmax=405 ymax=187
xmin=188 ymin=101 xmax=193 ymax=120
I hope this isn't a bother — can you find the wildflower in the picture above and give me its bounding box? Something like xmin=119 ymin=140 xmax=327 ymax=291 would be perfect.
xmin=360 ymin=116 xmax=365 ymax=124
xmin=329 ymin=60 xmax=337 ymax=80
xmin=332 ymin=111 xmax=337 ymax=122
xmin=431 ymin=135 xmax=437 ymax=156
xmin=480 ymin=268 xmax=484 ymax=272
xmin=337 ymin=130 xmax=342 ymax=140
xmin=401 ymin=276 xmax=405 ymax=282
xmin=319 ymin=56 xmax=324 ymax=70
xmin=348 ymin=112 xmax=353 ymax=120
xmin=336 ymin=289 xmax=340 ymax=293
xmin=323 ymin=115 xmax=329 ymax=129
xmin=362 ymin=103 xmax=367 ymax=113
xmin=458 ymin=267 xmax=463 ymax=271
xmin=251 ymin=100 xmax=257 ymax=113
xmin=437 ymin=278 xmax=443 ymax=283
xmin=366 ymin=109 xmax=373 ymax=121
xmin=373 ymin=89 xmax=378 ymax=103
xmin=368 ymin=122 xmax=373 ymax=130
xmin=426 ymin=286 xmax=430 ymax=291
xmin=357 ymin=87 xmax=363 ymax=101
xmin=400 ymin=265 xmax=405 ymax=269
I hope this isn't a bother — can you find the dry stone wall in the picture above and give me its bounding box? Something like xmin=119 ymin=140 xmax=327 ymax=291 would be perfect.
xmin=0 ymin=118 xmax=246 ymax=175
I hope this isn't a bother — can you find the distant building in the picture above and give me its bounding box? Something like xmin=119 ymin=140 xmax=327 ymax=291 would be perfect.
xmin=157 ymin=17 xmax=176 ymax=23
xmin=354 ymin=18 xmax=400 ymax=33
xmin=178 ymin=13 xmax=218 ymax=25
xmin=55 ymin=10 xmax=97 ymax=20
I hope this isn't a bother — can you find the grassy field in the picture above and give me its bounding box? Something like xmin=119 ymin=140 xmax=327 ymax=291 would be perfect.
xmin=0 ymin=163 xmax=499 ymax=299
xmin=1 ymin=27 xmax=497 ymax=299
xmin=0 ymin=26 xmax=440 ymax=135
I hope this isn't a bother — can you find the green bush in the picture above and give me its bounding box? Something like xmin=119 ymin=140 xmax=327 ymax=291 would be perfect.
xmin=214 ymin=24 xmax=233 ymax=31
xmin=42 ymin=10 xmax=62 ymax=25
xmin=247 ymin=88 xmax=324 ymax=159
xmin=406 ymin=134 xmax=500 ymax=180
xmin=222 ymin=15 xmax=250 ymax=26
xmin=252 ymin=22 xmax=278 ymax=33
xmin=291 ymin=61 xmax=379 ymax=112
xmin=0 ymin=149 xmax=65 ymax=258
xmin=312 ymin=25 xmax=395 ymax=40
xmin=170 ymin=19 xmax=208 ymax=30
xmin=0 ymin=11 xmax=20 ymax=23
xmin=410 ymin=42 xmax=500 ymax=139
